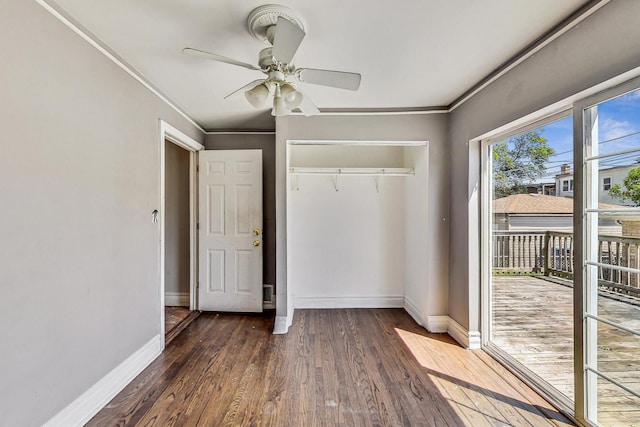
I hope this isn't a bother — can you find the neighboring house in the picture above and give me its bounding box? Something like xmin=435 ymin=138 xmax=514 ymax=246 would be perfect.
xmin=555 ymin=163 xmax=638 ymax=205
xmin=493 ymin=193 xmax=622 ymax=234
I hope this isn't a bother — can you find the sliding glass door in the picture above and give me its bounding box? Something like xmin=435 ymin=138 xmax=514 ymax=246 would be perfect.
xmin=485 ymin=114 xmax=575 ymax=408
xmin=579 ymin=84 xmax=640 ymax=425
xmin=484 ymin=78 xmax=640 ymax=425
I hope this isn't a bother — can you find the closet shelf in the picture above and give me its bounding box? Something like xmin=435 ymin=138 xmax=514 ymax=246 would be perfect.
xmin=289 ymin=167 xmax=415 ymax=177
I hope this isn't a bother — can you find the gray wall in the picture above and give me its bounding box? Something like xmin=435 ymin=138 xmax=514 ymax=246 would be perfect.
xmin=0 ymin=1 xmax=203 ymax=425
xmin=204 ymin=134 xmax=276 ymax=290
xmin=164 ymin=141 xmax=191 ymax=298
xmin=448 ymin=0 xmax=640 ymax=332
xmin=276 ymin=114 xmax=449 ymax=324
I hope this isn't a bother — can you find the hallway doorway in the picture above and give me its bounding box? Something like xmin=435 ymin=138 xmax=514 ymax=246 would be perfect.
xmin=164 ymin=140 xmax=197 ymax=342
xmin=159 ymin=120 xmax=204 ymax=346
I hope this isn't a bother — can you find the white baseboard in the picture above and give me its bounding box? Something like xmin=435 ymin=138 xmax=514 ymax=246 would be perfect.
xmin=447 ymin=317 xmax=481 ymax=349
xmin=165 ymin=292 xmax=189 ymax=306
xmin=467 ymin=330 xmax=482 ymax=349
xmin=273 ymin=294 xmax=294 ymax=334
xmin=43 ymin=334 xmax=163 ymax=427
xmin=403 ymin=298 xmax=425 ymax=327
xmin=293 ymin=295 xmax=404 ymax=309
xmin=426 ymin=315 xmax=449 ymax=333
xmin=402 ymin=307 xmax=480 ymax=347
xmin=273 ymin=309 xmax=294 ymax=335
xmin=273 ymin=316 xmax=289 ymax=334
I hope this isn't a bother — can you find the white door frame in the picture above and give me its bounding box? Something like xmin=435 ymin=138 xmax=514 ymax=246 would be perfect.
xmin=159 ymin=120 xmax=204 ymax=347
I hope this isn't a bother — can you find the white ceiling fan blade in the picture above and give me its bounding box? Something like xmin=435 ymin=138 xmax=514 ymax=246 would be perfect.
xmin=224 ymin=79 xmax=265 ymax=99
xmin=295 ymin=90 xmax=320 ymax=116
xmin=296 ymin=68 xmax=361 ymax=91
xmin=272 ymin=16 xmax=305 ymax=64
xmin=183 ymin=47 xmax=260 ymax=71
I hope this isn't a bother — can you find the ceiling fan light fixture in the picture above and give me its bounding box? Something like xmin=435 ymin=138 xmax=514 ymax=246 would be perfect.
xmin=271 ymin=84 xmax=289 ymax=116
xmin=271 ymin=95 xmax=288 ymax=116
xmin=245 ymin=83 xmax=270 ymax=108
xmin=280 ymin=83 xmax=303 ymax=109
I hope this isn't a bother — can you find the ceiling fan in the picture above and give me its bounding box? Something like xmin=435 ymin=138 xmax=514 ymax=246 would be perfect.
xmin=183 ymin=4 xmax=361 ymax=117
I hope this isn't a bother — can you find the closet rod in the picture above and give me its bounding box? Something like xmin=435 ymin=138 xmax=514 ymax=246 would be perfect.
xmin=289 ymin=167 xmax=415 ymax=177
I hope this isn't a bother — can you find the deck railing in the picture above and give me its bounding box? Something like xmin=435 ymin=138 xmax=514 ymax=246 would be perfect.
xmin=597 ymin=235 xmax=640 ymax=294
xmin=493 ymin=231 xmax=546 ymax=273
xmin=492 ymin=231 xmax=640 ymax=297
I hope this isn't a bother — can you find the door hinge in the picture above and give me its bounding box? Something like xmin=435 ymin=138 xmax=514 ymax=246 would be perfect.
xmin=197 ymin=222 xmax=199 ymax=230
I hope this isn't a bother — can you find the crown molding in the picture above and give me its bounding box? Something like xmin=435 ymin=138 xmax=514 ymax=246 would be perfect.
xmin=299 ymin=107 xmax=449 ymax=116
xmin=204 ymin=130 xmax=275 ymax=134
xmin=447 ymin=0 xmax=611 ymax=112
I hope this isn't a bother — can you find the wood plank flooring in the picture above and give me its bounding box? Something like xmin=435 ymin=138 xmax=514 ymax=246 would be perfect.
xmin=491 ymin=276 xmax=575 ymax=401
xmin=492 ymin=276 xmax=640 ymax=425
xmin=165 ymin=306 xmax=191 ymax=333
xmin=164 ymin=307 xmax=200 ymax=345
xmin=88 ymin=309 xmax=573 ymax=426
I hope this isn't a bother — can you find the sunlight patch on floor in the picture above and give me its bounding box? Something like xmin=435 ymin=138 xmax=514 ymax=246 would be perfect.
xmin=394 ymin=327 xmax=566 ymax=425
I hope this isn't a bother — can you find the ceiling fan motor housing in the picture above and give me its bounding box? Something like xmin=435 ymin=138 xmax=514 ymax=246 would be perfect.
xmin=268 ymin=69 xmax=285 ymax=83
xmin=258 ymin=47 xmax=275 ymax=69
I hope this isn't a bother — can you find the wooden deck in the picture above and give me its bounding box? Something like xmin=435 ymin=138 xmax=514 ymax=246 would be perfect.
xmin=88 ymin=309 xmax=572 ymax=426
xmin=492 ymin=276 xmax=640 ymax=425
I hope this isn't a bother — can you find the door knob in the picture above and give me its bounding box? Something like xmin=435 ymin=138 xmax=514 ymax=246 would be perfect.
xmin=253 ymin=228 xmax=261 ymax=236
xmin=253 ymin=240 xmax=260 ymax=247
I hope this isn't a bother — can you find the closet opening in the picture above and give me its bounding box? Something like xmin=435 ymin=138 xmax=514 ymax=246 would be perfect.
xmin=286 ymin=140 xmax=427 ymax=312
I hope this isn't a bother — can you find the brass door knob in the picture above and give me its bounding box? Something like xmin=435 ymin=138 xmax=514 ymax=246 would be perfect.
xmin=253 ymin=240 xmax=260 ymax=247
xmin=253 ymin=228 xmax=261 ymax=236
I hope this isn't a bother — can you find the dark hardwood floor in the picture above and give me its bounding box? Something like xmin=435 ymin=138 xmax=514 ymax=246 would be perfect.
xmin=164 ymin=306 xmax=200 ymax=345
xmin=88 ymin=309 xmax=574 ymax=426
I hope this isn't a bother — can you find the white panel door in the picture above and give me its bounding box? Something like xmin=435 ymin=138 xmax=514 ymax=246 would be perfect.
xmin=198 ymin=150 xmax=263 ymax=312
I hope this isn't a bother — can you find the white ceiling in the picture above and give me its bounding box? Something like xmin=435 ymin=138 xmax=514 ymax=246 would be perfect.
xmin=45 ymin=0 xmax=588 ymax=131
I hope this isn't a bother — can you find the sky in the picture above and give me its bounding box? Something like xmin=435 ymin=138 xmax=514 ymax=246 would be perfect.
xmin=511 ymin=88 xmax=640 ymax=182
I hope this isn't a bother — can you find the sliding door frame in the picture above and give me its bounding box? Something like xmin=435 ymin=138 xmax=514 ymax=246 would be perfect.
xmin=480 ymin=110 xmax=576 ymax=417
xmin=573 ymin=74 xmax=640 ymax=424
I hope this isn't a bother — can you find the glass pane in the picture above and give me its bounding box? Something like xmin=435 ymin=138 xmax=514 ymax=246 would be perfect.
xmin=490 ymin=115 xmax=574 ymax=402
xmin=585 ymin=86 xmax=640 ymax=425
xmin=596 ymin=149 xmax=640 ymax=209
xmin=596 ymin=376 xmax=640 ymax=426
xmin=593 ymin=90 xmax=640 ymax=159
xmin=596 ymin=316 xmax=640 ymax=388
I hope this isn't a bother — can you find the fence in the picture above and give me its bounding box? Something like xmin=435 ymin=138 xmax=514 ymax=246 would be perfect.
xmin=492 ymin=231 xmax=640 ymax=297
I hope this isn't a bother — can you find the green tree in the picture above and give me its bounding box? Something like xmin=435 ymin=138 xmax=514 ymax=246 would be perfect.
xmin=492 ymin=130 xmax=554 ymax=199
xmin=609 ymin=166 xmax=640 ymax=206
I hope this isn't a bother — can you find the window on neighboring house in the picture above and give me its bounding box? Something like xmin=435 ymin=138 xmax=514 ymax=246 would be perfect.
xmin=603 ymin=177 xmax=611 ymax=191
xmin=563 ymin=180 xmax=570 ymax=191
xmin=569 ymin=179 xmax=574 ymax=191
